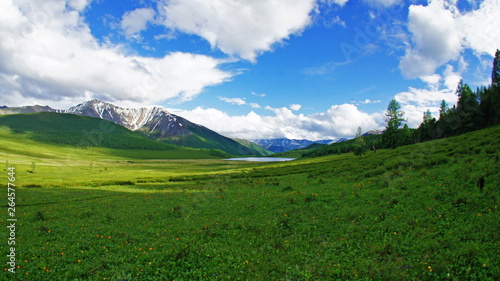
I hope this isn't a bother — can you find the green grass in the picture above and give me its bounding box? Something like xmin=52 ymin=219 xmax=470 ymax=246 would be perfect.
xmin=0 ymin=126 xmax=499 ymax=280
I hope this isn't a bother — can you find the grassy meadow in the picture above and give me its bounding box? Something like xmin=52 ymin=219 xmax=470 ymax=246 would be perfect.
xmin=0 ymin=125 xmax=499 ymax=280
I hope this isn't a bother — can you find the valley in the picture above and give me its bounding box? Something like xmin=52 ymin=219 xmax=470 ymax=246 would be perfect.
xmin=0 ymin=124 xmax=498 ymax=280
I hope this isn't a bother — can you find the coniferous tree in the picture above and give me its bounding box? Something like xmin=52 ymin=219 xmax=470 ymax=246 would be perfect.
xmin=455 ymin=80 xmax=480 ymax=133
xmin=353 ymin=127 xmax=366 ymax=156
xmin=418 ymin=109 xmax=436 ymax=141
xmin=488 ymin=50 xmax=500 ymax=124
xmin=382 ymin=99 xmax=406 ymax=148
xmin=492 ymin=49 xmax=500 ymax=86
xmin=439 ymin=100 xmax=448 ymax=119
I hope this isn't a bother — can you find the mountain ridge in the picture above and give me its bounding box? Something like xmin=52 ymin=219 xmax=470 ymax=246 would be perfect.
xmin=249 ymin=138 xmax=346 ymax=153
xmin=0 ymin=100 xmax=263 ymax=156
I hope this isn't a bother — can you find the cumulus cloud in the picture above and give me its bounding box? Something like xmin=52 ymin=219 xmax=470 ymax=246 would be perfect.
xmin=170 ymin=104 xmax=384 ymax=140
xmin=158 ymin=0 xmax=316 ymax=61
xmin=400 ymin=0 xmax=500 ymax=80
xmin=121 ymin=8 xmax=155 ymax=39
xmin=400 ymin=0 xmax=462 ymax=79
xmin=319 ymin=0 xmax=350 ymax=7
xmin=458 ymin=0 xmax=500 ymax=56
xmin=289 ymin=104 xmax=302 ymax=111
xmin=0 ymin=0 xmax=233 ymax=108
xmin=219 ymin=97 xmax=247 ymax=106
xmin=218 ymin=97 xmax=261 ymax=108
xmin=395 ymin=86 xmax=458 ymax=128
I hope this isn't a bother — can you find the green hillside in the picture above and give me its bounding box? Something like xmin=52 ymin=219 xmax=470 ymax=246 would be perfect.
xmin=0 ymin=112 xmax=230 ymax=158
xmin=233 ymin=138 xmax=274 ymax=156
xmin=303 ymin=134 xmax=383 ymax=158
xmin=1 ymin=125 xmax=498 ymax=279
xmin=155 ymin=122 xmax=266 ymax=156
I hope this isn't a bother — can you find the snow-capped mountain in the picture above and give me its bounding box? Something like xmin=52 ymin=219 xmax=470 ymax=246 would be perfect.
xmin=250 ymin=138 xmax=344 ymax=153
xmin=0 ymin=99 xmax=265 ymax=155
xmin=66 ymin=99 xmax=168 ymax=131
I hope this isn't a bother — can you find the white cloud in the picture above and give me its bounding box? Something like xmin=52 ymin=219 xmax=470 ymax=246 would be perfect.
xmin=170 ymin=104 xmax=384 ymax=140
xmin=400 ymin=0 xmax=500 ymax=80
xmin=400 ymin=1 xmax=462 ymax=79
xmin=121 ymin=8 xmax=155 ymax=39
xmin=68 ymin=0 xmax=91 ymax=12
xmin=158 ymin=0 xmax=316 ymax=61
xmin=219 ymin=97 xmax=247 ymax=106
xmin=363 ymin=99 xmax=381 ymax=104
xmin=0 ymin=0 xmax=233 ymax=108
xmin=289 ymin=104 xmax=302 ymax=111
xmin=350 ymin=99 xmax=382 ymax=105
xmin=218 ymin=97 xmax=261 ymax=108
xmin=319 ymin=0 xmax=350 ymax=7
xmin=458 ymin=0 xmax=500 ymax=56
xmin=251 ymin=91 xmax=266 ymax=97
xmin=395 ymin=85 xmax=459 ymax=128
xmin=331 ymin=15 xmax=347 ymax=27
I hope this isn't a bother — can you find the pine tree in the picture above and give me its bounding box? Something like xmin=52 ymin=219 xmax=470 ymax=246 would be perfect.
xmin=385 ymin=99 xmax=405 ymax=130
xmin=489 ymin=50 xmax=500 ymax=124
xmin=439 ymin=100 xmax=448 ymax=119
xmin=456 ymin=80 xmax=480 ymax=133
xmin=353 ymin=127 xmax=366 ymax=156
xmin=492 ymin=49 xmax=500 ymax=86
xmin=418 ymin=109 xmax=436 ymax=141
xmin=382 ymin=99 xmax=406 ymax=148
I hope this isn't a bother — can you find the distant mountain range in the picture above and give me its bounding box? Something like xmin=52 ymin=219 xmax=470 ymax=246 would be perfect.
xmin=0 ymin=99 xmax=379 ymax=156
xmin=249 ymin=138 xmax=347 ymax=153
xmin=0 ymin=100 xmax=268 ymax=156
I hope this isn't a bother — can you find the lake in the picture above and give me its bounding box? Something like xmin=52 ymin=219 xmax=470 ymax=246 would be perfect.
xmin=225 ymin=157 xmax=296 ymax=162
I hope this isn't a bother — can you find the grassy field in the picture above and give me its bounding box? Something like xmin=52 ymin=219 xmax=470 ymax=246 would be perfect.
xmin=0 ymin=126 xmax=499 ymax=280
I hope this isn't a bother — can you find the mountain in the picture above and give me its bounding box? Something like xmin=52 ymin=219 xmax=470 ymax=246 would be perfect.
xmin=68 ymin=100 xmax=263 ymax=155
xmin=1 ymin=99 xmax=264 ymax=156
xmin=0 ymin=112 xmax=233 ymax=159
xmin=271 ymin=142 xmax=329 ymax=158
xmin=0 ymin=112 xmax=178 ymax=151
xmin=66 ymin=99 xmax=165 ymax=131
xmin=362 ymin=129 xmax=384 ymax=136
xmin=249 ymin=138 xmax=341 ymax=153
xmin=0 ymin=105 xmax=60 ymax=115
xmin=233 ymin=138 xmax=274 ymax=156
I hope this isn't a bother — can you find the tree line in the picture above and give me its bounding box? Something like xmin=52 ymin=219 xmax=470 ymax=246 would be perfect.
xmin=305 ymin=49 xmax=500 ymax=158
xmin=382 ymin=49 xmax=500 ymax=149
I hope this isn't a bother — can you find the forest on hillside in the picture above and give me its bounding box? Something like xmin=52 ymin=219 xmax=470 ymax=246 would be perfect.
xmin=305 ymin=50 xmax=500 ymax=158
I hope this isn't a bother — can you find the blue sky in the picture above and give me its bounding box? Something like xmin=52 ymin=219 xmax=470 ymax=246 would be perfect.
xmin=0 ymin=0 xmax=499 ymax=139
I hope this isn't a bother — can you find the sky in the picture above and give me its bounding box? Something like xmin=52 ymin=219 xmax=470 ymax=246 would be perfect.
xmin=0 ymin=0 xmax=499 ymax=140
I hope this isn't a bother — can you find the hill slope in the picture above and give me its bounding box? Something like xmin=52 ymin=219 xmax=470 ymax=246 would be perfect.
xmin=68 ymin=99 xmax=265 ymax=155
xmin=1 ymin=100 xmax=265 ymax=156
xmin=0 ymin=112 xmax=231 ymax=159
xmin=6 ymin=125 xmax=499 ymax=279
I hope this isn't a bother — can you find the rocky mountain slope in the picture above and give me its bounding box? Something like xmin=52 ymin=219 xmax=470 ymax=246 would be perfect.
xmin=0 ymin=100 xmax=264 ymax=156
